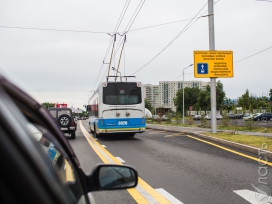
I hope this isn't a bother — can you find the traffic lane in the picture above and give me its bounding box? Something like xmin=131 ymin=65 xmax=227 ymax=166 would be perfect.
xmin=95 ymin=129 xmax=271 ymax=204
xmin=67 ymin=121 xmax=137 ymax=204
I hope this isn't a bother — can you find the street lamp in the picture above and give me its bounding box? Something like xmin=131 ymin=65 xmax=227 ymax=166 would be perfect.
xmin=182 ymin=64 xmax=193 ymax=124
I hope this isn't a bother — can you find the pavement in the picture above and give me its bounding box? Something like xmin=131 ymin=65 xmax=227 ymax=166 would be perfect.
xmin=146 ymin=123 xmax=272 ymax=159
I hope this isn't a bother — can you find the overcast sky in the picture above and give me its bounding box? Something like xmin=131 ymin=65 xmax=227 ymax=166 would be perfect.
xmin=0 ymin=0 xmax=271 ymax=109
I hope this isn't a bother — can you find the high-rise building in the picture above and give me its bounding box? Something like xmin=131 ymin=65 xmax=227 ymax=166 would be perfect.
xmin=143 ymin=84 xmax=159 ymax=113
xmin=144 ymin=80 xmax=210 ymax=112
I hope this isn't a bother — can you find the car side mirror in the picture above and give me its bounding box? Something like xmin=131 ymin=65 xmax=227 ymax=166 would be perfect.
xmin=85 ymin=164 xmax=138 ymax=192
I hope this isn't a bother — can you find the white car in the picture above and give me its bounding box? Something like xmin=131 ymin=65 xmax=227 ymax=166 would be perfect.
xmin=216 ymin=114 xmax=223 ymax=120
xmin=204 ymin=114 xmax=211 ymax=120
xmin=145 ymin=108 xmax=152 ymax=118
xmin=243 ymin=113 xmax=253 ymax=121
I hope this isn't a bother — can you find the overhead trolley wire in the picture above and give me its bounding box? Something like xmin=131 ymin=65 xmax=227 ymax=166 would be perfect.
xmin=129 ymin=2 xmax=208 ymax=76
xmin=234 ymin=45 xmax=272 ymax=63
xmin=129 ymin=0 xmax=222 ymax=76
xmin=99 ymin=0 xmax=145 ymax=84
xmin=0 ymin=25 xmax=111 ymax=34
xmin=114 ymin=0 xmax=145 ymax=57
xmin=113 ymin=0 xmax=131 ymax=33
xmin=129 ymin=16 xmax=208 ymax=32
xmin=91 ymin=0 xmax=132 ymax=90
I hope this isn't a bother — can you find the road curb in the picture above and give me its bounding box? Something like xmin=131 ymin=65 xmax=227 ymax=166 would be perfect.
xmin=147 ymin=126 xmax=272 ymax=159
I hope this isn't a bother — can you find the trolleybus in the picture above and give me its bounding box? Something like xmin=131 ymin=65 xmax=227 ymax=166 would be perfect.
xmin=87 ymin=80 xmax=146 ymax=137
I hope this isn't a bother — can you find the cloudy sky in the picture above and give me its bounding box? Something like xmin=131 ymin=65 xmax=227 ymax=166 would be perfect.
xmin=0 ymin=0 xmax=271 ymax=109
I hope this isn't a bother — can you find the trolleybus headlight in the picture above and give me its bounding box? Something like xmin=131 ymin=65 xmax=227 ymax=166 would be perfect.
xmin=126 ymin=112 xmax=130 ymax=117
xmin=116 ymin=113 xmax=120 ymax=117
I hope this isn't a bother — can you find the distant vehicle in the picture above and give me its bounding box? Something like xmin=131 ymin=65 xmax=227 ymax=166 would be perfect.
xmin=235 ymin=113 xmax=244 ymax=119
xmin=252 ymin=113 xmax=263 ymax=121
xmin=228 ymin=113 xmax=237 ymax=119
xmin=216 ymin=114 xmax=223 ymax=120
xmin=88 ymin=81 xmax=146 ymax=138
xmin=253 ymin=113 xmax=272 ymax=121
xmin=204 ymin=114 xmax=211 ymax=120
xmin=193 ymin=115 xmax=202 ymax=120
xmin=161 ymin=115 xmax=168 ymax=121
xmin=145 ymin=108 xmax=152 ymax=118
xmin=243 ymin=113 xmax=253 ymax=121
xmin=152 ymin=115 xmax=159 ymax=120
xmin=48 ymin=107 xmax=77 ymax=139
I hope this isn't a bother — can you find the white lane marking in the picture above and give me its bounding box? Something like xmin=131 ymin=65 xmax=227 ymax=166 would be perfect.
xmin=234 ymin=189 xmax=272 ymax=204
xmin=115 ymin=157 xmax=125 ymax=163
xmin=164 ymin=134 xmax=184 ymax=137
xmin=101 ymin=145 xmax=106 ymax=148
xmin=136 ymin=185 xmax=159 ymax=204
xmin=155 ymin=188 xmax=184 ymax=204
xmin=80 ymin=122 xmax=171 ymax=203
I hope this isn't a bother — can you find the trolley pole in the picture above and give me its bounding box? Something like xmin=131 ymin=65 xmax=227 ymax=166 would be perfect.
xmin=208 ymin=0 xmax=217 ymax=134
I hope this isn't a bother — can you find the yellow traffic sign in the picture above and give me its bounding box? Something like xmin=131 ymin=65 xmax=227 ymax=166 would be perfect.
xmin=194 ymin=51 xmax=233 ymax=78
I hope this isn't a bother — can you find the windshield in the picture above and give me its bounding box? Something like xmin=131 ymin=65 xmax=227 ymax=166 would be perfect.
xmin=103 ymin=82 xmax=142 ymax=105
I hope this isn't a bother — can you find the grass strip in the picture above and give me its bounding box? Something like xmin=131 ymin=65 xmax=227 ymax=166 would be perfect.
xmin=203 ymin=132 xmax=272 ymax=151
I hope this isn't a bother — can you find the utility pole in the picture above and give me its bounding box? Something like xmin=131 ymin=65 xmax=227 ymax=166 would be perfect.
xmin=208 ymin=0 xmax=217 ymax=134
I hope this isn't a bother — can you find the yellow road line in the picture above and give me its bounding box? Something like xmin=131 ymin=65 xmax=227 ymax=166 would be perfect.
xmin=65 ymin=159 xmax=74 ymax=182
xmin=187 ymin=135 xmax=272 ymax=166
xmin=80 ymin=122 xmax=121 ymax=164
xmin=79 ymin=121 xmax=171 ymax=203
xmin=138 ymin=178 xmax=172 ymax=203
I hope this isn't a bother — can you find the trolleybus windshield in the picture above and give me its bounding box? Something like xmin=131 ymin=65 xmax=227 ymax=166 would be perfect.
xmin=103 ymin=82 xmax=142 ymax=105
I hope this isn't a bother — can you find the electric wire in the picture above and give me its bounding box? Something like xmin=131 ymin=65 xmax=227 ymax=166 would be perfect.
xmin=0 ymin=25 xmax=110 ymax=34
xmin=130 ymin=2 xmax=208 ymax=76
xmin=234 ymin=45 xmax=272 ymax=63
xmin=113 ymin=0 xmax=131 ymax=33
xmin=129 ymin=0 xmax=221 ymax=76
xmin=124 ymin=0 xmax=145 ymax=32
xmin=129 ymin=16 xmax=208 ymax=32
xmin=101 ymin=0 xmax=145 ymax=84
xmin=114 ymin=0 xmax=145 ymax=57
xmin=0 ymin=14 xmax=209 ymax=34
xmin=91 ymin=0 xmax=131 ymax=91
xmin=90 ymin=35 xmax=114 ymax=91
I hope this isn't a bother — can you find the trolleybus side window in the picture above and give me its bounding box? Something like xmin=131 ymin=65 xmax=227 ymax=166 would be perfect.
xmin=89 ymin=98 xmax=98 ymax=117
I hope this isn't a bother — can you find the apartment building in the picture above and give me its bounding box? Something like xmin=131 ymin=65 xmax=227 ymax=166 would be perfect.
xmin=144 ymin=80 xmax=210 ymax=112
xmin=143 ymin=84 xmax=160 ymax=110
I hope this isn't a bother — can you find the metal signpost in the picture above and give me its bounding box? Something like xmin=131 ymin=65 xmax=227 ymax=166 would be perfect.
xmin=193 ymin=0 xmax=233 ymax=134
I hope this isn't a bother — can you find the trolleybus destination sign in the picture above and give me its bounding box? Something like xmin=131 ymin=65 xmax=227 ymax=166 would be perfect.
xmin=194 ymin=51 xmax=233 ymax=78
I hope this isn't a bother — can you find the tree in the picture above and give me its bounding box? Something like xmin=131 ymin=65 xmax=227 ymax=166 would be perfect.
xmin=144 ymin=98 xmax=153 ymax=113
xmin=196 ymin=81 xmax=225 ymax=111
xmin=173 ymin=87 xmax=201 ymax=115
xmin=41 ymin=102 xmax=54 ymax=109
xmin=237 ymin=89 xmax=250 ymax=109
xmin=216 ymin=80 xmax=226 ymax=110
xmin=222 ymin=97 xmax=235 ymax=111
xmin=269 ymin=89 xmax=272 ymax=101
xmin=197 ymin=89 xmax=210 ymax=111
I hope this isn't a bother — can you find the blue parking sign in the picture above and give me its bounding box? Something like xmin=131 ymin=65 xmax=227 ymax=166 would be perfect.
xmin=197 ymin=63 xmax=208 ymax=74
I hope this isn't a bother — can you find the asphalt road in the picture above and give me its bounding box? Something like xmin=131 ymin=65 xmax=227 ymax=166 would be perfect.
xmin=68 ymin=120 xmax=272 ymax=204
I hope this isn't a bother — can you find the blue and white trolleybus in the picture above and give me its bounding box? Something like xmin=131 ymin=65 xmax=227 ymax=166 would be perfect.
xmin=87 ymin=80 xmax=146 ymax=137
